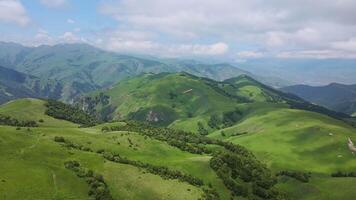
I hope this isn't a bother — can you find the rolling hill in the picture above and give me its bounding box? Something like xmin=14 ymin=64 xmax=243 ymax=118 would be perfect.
xmin=78 ymin=72 xmax=348 ymax=131
xmin=0 ymin=98 xmax=285 ymax=200
xmin=282 ymin=83 xmax=356 ymax=115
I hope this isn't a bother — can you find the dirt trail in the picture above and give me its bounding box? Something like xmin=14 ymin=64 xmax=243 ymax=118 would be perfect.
xmin=52 ymin=171 xmax=59 ymax=199
xmin=347 ymin=137 xmax=356 ymax=152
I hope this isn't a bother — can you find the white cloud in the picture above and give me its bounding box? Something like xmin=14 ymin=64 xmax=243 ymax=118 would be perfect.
xmin=277 ymin=50 xmax=356 ymax=59
xmin=97 ymin=0 xmax=356 ymax=59
xmin=173 ymin=42 xmax=229 ymax=56
xmin=67 ymin=18 xmax=75 ymax=24
xmin=332 ymin=38 xmax=356 ymax=52
xmin=0 ymin=0 xmax=30 ymax=26
xmin=40 ymin=0 xmax=67 ymax=8
xmin=59 ymin=31 xmax=85 ymax=43
xmin=237 ymin=51 xmax=264 ymax=59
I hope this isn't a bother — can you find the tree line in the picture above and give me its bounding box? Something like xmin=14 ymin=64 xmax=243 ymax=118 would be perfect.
xmin=55 ymin=136 xmax=219 ymax=200
xmin=64 ymin=160 xmax=113 ymax=200
xmin=45 ymin=100 xmax=98 ymax=126
xmin=0 ymin=114 xmax=38 ymax=127
xmin=101 ymin=121 xmax=285 ymax=199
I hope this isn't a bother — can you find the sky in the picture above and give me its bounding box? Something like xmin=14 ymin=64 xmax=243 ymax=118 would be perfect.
xmin=1 ymin=0 xmax=356 ymax=61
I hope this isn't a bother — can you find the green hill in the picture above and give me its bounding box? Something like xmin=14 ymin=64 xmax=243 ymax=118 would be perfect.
xmin=79 ymin=73 xmax=347 ymax=131
xmin=75 ymin=73 xmax=356 ymax=199
xmin=0 ymin=98 xmax=287 ymax=200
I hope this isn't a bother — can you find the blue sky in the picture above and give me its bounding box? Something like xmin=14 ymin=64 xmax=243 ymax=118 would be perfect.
xmin=1 ymin=0 xmax=356 ymax=61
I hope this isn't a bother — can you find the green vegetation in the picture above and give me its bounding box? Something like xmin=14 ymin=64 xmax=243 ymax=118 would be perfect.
xmin=45 ymin=99 xmax=98 ymax=126
xmin=1 ymin=70 xmax=356 ymax=200
xmin=276 ymin=171 xmax=311 ymax=183
xmin=64 ymin=160 xmax=113 ymax=200
xmin=0 ymin=114 xmax=38 ymax=127
xmin=331 ymin=171 xmax=356 ymax=177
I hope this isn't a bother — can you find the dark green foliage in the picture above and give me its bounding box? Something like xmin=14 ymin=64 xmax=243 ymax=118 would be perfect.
xmin=104 ymin=121 xmax=283 ymax=199
xmin=277 ymin=170 xmax=311 ymax=182
xmin=331 ymin=171 xmax=356 ymax=177
xmin=222 ymin=108 xmax=243 ymax=127
xmin=127 ymin=105 xmax=178 ymax=126
xmin=101 ymin=151 xmax=204 ymax=187
xmin=0 ymin=114 xmax=38 ymax=127
xmin=208 ymin=114 xmax=221 ymax=129
xmin=39 ymin=119 xmax=44 ymax=123
xmin=64 ymin=160 xmax=113 ymax=200
xmin=58 ymin=138 xmax=206 ymax=188
xmin=198 ymin=122 xmax=209 ymax=135
xmin=101 ymin=126 xmax=110 ymax=132
xmin=54 ymin=136 xmax=65 ymax=143
xmin=210 ymin=152 xmax=281 ymax=199
xmin=45 ymin=100 xmax=98 ymax=126
xmin=108 ymin=121 xmax=213 ymax=154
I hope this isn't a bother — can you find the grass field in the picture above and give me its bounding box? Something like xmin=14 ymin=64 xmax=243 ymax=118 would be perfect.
xmin=210 ymin=104 xmax=356 ymax=199
xmin=0 ymin=99 xmax=230 ymax=200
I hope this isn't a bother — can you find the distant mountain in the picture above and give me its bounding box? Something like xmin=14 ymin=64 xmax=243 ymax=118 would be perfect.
xmin=0 ymin=66 xmax=62 ymax=104
xmin=237 ymin=58 xmax=356 ymax=86
xmin=0 ymin=42 xmax=258 ymax=101
xmin=282 ymin=83 xmax=356 ymax=115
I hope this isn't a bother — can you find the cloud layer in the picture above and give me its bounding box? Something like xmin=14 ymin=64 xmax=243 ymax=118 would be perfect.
xmin=2 ymin=0 xmax=356 ymax=59
xmin=98 ymin=0 xmax=356 ymax=58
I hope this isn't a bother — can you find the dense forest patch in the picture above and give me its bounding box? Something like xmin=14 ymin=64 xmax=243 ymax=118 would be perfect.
xmin=45 ymin=100 xmax=98 ymax=126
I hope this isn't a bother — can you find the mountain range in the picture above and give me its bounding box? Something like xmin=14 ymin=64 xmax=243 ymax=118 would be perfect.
xmin=282 ymin=83 xmax=356 ymax=116
xmin=237 ymin=58 xmax=356 ymax=86
xmin=0 ymin=66 xmax=62 ymax=104
xmin=0 ymin=42 xmax=260 ymax=102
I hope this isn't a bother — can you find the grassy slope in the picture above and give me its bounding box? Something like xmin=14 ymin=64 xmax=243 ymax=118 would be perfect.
xmin=0 ymin=99 xmax=230 ymax=200
xmin=0 ymin=98 xmax=77 ymax=128
xmin=84 ymin=73 xmax=356 ymax=199
xmin=90 ymin=73 xmax=239 ymax=131
xmin=210 ymin=105 xmax=356 ymax=199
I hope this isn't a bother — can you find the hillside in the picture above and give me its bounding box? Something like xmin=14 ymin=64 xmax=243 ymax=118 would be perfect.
xmin=0 ymin=66 xmax=62 ymax=104
xmin=209 ymin=105 xmax=356 ymax=199
xmin=282 ymin=83 xmax=356 ymax=115
xmin=79 ymin=73 xmax=347 ymax=132
xmin=0 ymin=98 xmax=286 ymax=200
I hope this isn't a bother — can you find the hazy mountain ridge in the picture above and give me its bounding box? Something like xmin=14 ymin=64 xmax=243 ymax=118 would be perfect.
xmin=0 ymin=42 xmax=254 ymax=102
xmin=282 ymin=83 xmax=356 ymax=115
xmin=237 ymin=58 xmax=356 ymax=86
xmin=0 ymin=66 xmax=62 ymax=104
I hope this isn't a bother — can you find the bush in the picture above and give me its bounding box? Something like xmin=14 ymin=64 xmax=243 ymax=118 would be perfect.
xmin=277 ymin=170 xmax=310 ymax=183
xmin=54 ymin=136 xmax=65 ymax=143
xmin=0 ymin=114 xmax=38 ymax=127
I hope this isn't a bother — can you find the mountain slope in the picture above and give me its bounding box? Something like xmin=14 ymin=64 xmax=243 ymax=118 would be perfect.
xmin=77 ymin=72 xmax=356 ymax=200
xmin=209 ymin=105 xmax=356 ymax=200
xmin=282 ymin=83 xmax=356 ymax=115
xmin=78 ymin=72 xmax=347 ymax=132
xmin=0 ymin=66 xmax=62 ymax=104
